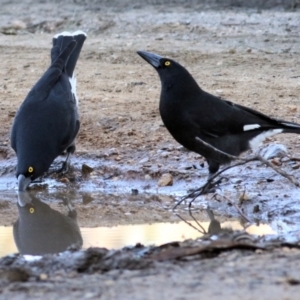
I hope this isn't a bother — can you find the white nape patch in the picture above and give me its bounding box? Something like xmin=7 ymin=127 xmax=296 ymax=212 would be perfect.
xmin=72 ymin=30 xmax=87 ymax=37
xmin=69 ymin=75 xmax=78 ymax=106
xmin=280 ymin=122 xmax=300 ymax=128
xmin=249 ymin=129 xmax=283 ymax=150
xmin=243 ymin=124 xmax=261 ymax=131
xmin=53 ymin=31 xmax=72 ymax=38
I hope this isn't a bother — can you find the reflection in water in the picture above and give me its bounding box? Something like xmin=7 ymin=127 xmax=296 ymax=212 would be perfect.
xmin=206 ymin=209 xmax=222 ymax=235
xmin=0 ymin=219 xmax=276 ymax=257
xmin=13 ymin=192 xmax=82 ymax=255
xmin=0 ymin=191 xmax=277 ymax=257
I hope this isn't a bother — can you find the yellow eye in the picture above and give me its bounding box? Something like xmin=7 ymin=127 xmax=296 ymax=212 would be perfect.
xmin=28 ymin=166 xmax=34 ymax=173
xmin=164 ymin=61 xmax=171 ymax=66
xmin=29 ymin=207 xmax=34 ymax=214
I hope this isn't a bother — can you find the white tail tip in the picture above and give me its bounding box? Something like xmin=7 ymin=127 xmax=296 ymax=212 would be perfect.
xmin=53 ymin=30 xmax=87 ymax=39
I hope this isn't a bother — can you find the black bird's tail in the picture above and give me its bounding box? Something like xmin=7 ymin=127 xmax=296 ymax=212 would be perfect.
xmin=51 ymin=31 xmax=87 ymax=78
xmin=278 ymin=119 xmax=300 ymax=134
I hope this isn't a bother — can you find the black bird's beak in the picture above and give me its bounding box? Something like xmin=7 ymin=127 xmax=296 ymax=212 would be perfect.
xmin=137 ymin=51 xmax=162 ymax=68
xmin=18 ymin=174 xmax=32 ymax=192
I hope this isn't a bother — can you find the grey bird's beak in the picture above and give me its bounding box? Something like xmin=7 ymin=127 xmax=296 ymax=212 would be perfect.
xmin=18 ymin=174 xmax=32 ymax=192
xmin=17 ymin=191 xmax=33 ymax=207
xmin=137 ymin=51 xmax=163 ymax=68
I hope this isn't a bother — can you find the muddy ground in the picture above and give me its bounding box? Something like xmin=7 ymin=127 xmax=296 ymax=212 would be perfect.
xmin=0 ymin=0 xmax=300 ymax=299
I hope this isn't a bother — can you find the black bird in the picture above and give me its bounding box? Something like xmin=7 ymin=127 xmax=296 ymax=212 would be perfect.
xmin=14 ymin=191 xmax=82 ymax=255
xmin=11 ymin=31 xmax=87 ymax=191
xmin=137 ymin=51 xmax=300 ymax=177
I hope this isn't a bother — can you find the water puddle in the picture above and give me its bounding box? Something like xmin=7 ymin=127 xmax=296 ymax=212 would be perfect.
xmin=0 ymin=220 xmax=277 ymax=257
xmin=1 ymin=153 xmax=300 ymax=258
xmin=0 ymin=188 xmax=283 ymax=258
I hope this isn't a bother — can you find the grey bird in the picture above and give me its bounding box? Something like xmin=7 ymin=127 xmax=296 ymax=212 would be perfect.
xmin=11 ymin=31 xmax=87 ymax=191
xmin=14 ymin=191 xmax=82 ymax=255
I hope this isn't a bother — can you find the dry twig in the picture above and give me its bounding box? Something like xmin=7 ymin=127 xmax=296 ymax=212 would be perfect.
xmin=173 ymin=137 xmax=300 ymax=221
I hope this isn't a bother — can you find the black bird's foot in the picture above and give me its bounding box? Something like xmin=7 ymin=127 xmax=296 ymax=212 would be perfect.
xmin=47 ymin=157 xmax=71 ymax=176
xmin=59 ymin=159 xmax=70 ymax=174
xmin=202 ymin=176 xmax=225 ymax=194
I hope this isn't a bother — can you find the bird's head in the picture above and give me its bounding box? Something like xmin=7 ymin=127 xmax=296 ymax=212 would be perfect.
xmin=16 ymin=162 xmax=47 ymax=192
xmin=137 ymin=51 xmax=197 ymax=89
xmin=137 ymin=51 xmax=178 ymax=75
xmin=17 ymin=165 xmax=36 ymax=192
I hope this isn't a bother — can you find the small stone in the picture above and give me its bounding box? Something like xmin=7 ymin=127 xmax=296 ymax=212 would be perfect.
xmin=39 ymin=273 xmax=48 ymax=280
xmin=131 ymin=189 xmax=139 ymax=195
xmin=271 ymin=158 xmax=281 ymax=166
xmin=160 ymin=151 xmax=169 ymax=158
xmin=158 ymin=195 xmax=173 ymax=203
xmin=239 ymin=192 xmax=250 ymax=203
xmin=11 ymin=20 xmax=27 ymax=30
xmin=255 ymin=249 xmax=264 ymax=254
xmin=253 ymin=204 xmax=260 ymax=213
xmin=158 ymin=173 xmax=173 ymax=187
xmin=292 ymin=164 xmax=300 ymax=170
xmin=144 ymin=174 xmax=152 ymax=180
xmin=260 ymin=144 xmax=288 ymax=160
xmin=60 ymin=178 xmax=69 ymax=184
xmin=281 ymin=157 xmax=290 ymax=162
xmin=139 ymin=157 xmax=149 ymax=164
xmin=82 ymin=164 xmax=94 ymax=176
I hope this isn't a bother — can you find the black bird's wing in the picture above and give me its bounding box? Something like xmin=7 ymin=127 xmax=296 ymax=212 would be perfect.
xmin=11 ymin=41 xmax=77 ymax=152
xmin=24 ymin=40 xmax=77 ymax=103
xmin=186 ymin=91 xmax=300 ymax=140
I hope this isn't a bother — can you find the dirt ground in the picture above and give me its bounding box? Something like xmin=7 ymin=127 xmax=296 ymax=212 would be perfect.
xmin=1 ymin=0 xmax=300 ymax=299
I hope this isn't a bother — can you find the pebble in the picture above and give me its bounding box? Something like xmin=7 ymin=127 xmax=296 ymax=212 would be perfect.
xmin=11 ymin=20 xmax=27 ymax=30
xmin=139 ymin=157 xmax=149 ymax=164
xmin=39 ymin=273 xmax=48 ymax=280
xmin=82 ymin=163 xmax=94 ymax=175
xmin=160 ymin=151 xmax=169 ymax=158
xmin=158 ymin=173 xmax=173 ymax=187
xmin=260 ymin=144 xmax=288 ymax=160
xmin=157 ymin=195 xmax=173 ymax=203
xmin=271 ymin=158 xmax=281 ymax=166
xmin=239 ymin=192 xmax=250 ymax=203
xmin=60 ymin=178 xmax=69 ymax=184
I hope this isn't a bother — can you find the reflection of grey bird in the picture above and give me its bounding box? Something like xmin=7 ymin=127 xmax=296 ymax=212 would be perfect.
xmin=11 ymin=31 xmax=87 ymax=191
xmin=13 ymin=192 xmax=82 ymax=255
xmin=206 ymin=208 xmax=222 ymax=235
xmin=137 ymin=51 xmax=300 ymax=178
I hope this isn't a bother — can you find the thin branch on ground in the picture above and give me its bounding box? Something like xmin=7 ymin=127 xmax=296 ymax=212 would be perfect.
xmin=174 ymin=212 xmax=206 ymax=234
xmin=173 ymin=137 xmax=300 ymax=214
xmin=218 ymin=194 xmax=252 ymax=223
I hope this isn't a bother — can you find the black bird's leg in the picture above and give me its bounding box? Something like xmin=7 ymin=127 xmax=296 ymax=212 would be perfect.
xmin=59 ymin=151 xmax=71 ymax=174
xmin=46 ymin=151 xmax=72 ymax=176
xmin=205 ymin=160 xmax=225 ymax=192
xmin=61 ymin=143 xmax=76 ymax=172
xmin=55 ymin=143 xmax=76 ymax=174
